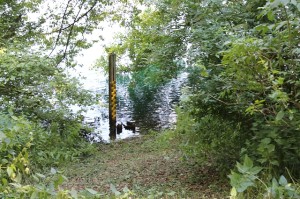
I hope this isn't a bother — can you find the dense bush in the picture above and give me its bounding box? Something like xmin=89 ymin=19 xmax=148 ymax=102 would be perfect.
xmin=0 ymin=113 xmax=33 ymax=191
xmin=180 ymin=0 xmax=300 ymax=196
xmin=0 ymin=112 xmax=98 ymax=197
xmin=116 ymin=0 xmax=300 ymax=197
xmin=175 ymin=107 xmax=246 ymax=173
xmin=1 ymin=0 xmax=300 ymax=197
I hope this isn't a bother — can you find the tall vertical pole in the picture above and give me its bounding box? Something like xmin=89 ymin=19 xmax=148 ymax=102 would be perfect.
xmin=109 ymin=53 xmax=117 ymax=140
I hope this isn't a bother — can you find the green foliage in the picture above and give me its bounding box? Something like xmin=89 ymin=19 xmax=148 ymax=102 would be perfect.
xmin=0 ymin=0 xmax=131 ymax=196
xmin=129 ymin=64 xmax=171 ymax=92
xmin=4 ymin=169 xmax=71 ymax=199
xmin=1 ymin=0 xmax=300 ymax=197
xmin=0 ymin=112 xmax=97 ymax=197
xmin=0 ymin=113 xmax=33 ymax=192
xmin=229 ymin=155 xmax=262 ymax=193
xmin=0 ymin=46 xmax=96 ymax=141
xmin=125 ymin=0 xmax=300 ymax=197
xmin=127 ymin=64 xmax=182 ymax=116
xmin=0 ymin=0 xmax=99 ymax=144
xmin=229 ymin=156 xmax=300 ymax=199
xmin=106 ymin=4 xmax=185 ymax=76
xmin=220 ymin=0 xmax=300 ymax=177
xmin=0 ymin=0 xmax=42 ymax=46
xmin=174 ymin=108 xmax=245 ymax=173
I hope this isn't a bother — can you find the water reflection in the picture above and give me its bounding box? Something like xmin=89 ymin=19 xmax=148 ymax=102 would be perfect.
xmin=77 ymin=70 xmax=187 ymax=143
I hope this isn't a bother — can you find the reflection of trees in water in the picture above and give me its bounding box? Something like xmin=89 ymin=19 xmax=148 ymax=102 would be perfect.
xmin=129 ymin=88 xmax=160 ymax=132
xmin=126 ymin=72 xmax=187 ymax=132
xmin=83 ymin=72 xmax=186 ymax=141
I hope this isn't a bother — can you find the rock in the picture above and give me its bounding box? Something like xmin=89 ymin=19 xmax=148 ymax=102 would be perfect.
xmin=122 ymin=121 xmax=136 ymax=133
xmin=117 ymin=123 xmax=123 ymax=134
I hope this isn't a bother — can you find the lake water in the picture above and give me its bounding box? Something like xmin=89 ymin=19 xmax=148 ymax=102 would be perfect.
xmin=70 ymin=67 xmax=187 ymax=143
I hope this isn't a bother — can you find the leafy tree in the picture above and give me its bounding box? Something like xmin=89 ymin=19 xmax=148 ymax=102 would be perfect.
xmin=0 ymin=0 xmax=42 ymax=46
xmin=116 ymin=0 xmax=300 ymax=192
xmin=0 ymin=0 xmax=110 ymax=196
xmin=0 ymin=0 xmax=114 ymax=133
xmin=106 ymin=1 xmax=186 ymax=76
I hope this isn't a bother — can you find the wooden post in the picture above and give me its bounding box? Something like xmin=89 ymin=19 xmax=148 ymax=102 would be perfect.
xmin=109 ymin=53 xmax=117 ymax=140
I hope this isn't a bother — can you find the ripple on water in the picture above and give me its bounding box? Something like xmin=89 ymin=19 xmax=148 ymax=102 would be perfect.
xmin=77 ymin=71 xmax=188 ymax=143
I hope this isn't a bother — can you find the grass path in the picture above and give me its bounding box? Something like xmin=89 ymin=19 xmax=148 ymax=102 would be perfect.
xmin=61 ymin=134 xmax=228 ymax=198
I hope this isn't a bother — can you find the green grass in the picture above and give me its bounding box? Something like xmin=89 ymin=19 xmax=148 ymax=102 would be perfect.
xmin=60 ymin=132 xmax=228 ymax=198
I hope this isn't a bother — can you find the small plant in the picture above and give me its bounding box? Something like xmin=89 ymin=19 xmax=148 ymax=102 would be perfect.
xmin=229 ymin=156 xmax=300 ymax=199
xmin=174 ymin=108 xmax=244 ymax=173
xmin=229 ymin=155 xmax=263 ymax=194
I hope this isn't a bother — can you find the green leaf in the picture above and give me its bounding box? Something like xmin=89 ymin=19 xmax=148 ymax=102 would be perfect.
xmin=2 ymin=178 xmax=8 ymax=186
xmin=276 ymin=110 xmax=285 ymax=121
xmin=86 ymin=188 xmax=98 ymax=195
xmin=167 ymin=191 xmax=176 ymax=196
xmin=110 ymin=184 xmax=121 ymax=196
xmin=7 ymin=165 xmax=15 ymax=178
xmin=280 ymin=0 xmax=290 ymax=6
xmin=249 ymin=166 xmax=262 ymax=175
xmin=270 ymin=160 xmax=279 ymax=166
xmin=200 ymin=70 xmax=209 ymax=77
xmin=30 ymin=191 xmax=38 ymax=199
xmin=0 ymin=131 xmax=6 ymax=141
xmin=244 ymin=155 xmax=253 ymax=169
xmin=267 ymin=11 xmax=275 ymax=21
xmin=239 ymin=181 xmax=254 ymax=192
xmin=122 ymin=186 xmax=130 ymax=193
xmin=276 ymin=77 xmax=284 ymax=85
xmin=237 ymin=162 xmax=248 ymax=173
xmin=279 ymin=175 xmax=288 ymax=186
xmin=50 ymin=167 xmax=56 ymax=174
xmin=32 ymin=175 xmax=39 ymax=182
xmin=54 ymin=175 xmax=66 ymax=188
xmin=10 ymin=183 xmax=22 ymax=188
xmin=230 ymin=187 xmax=237 ymax=197
xmin=35 ymin=173 xmax=46 ymax=178
xmin=229 ymin=171 xmax=242 ymax=187
xmin=11 ymin=116 xmax=19 ymax=121
xmin=70 ymin=188 xmax=78 ymax=199
xmin=255 ymin=25 xmax=269 ymax=34
xmin=272 ymin=178 xmax=279 ymax=188
xmin=261 ymin=138 xmax=271 ymax=144
xmin=14 ymin=172 xmax=22 ymax=183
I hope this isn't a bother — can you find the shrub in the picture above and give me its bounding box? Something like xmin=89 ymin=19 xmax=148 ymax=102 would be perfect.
xmin=175 ymin=109 xmax=245 ymax=173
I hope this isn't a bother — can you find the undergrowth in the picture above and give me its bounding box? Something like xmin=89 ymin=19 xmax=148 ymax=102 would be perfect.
xmin=0 ymin=112 xmax=97 ymax=198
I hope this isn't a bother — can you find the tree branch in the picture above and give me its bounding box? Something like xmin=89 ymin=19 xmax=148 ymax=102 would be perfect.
xmin=51 ymin=0 xmax=99 ymax=66
xmin=48 ymin=0 xmax=72 ymax=57
xmin=48 ymin=0 xmax=98 ymax=35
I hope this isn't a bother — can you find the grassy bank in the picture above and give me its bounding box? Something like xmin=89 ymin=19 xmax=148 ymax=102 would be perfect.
xmin=60 ymin=132 xmax=228 ymax=198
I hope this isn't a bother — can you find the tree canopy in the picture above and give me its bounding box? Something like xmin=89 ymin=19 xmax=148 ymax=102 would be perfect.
xmin=109 ymin=0 xmax=300 ymax=197
xmin=0 ymin=0 xmax=300 ymax=197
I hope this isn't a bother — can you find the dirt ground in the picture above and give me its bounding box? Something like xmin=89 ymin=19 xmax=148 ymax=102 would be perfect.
xmin=61 ymin=134 xmax=228 ymax=198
